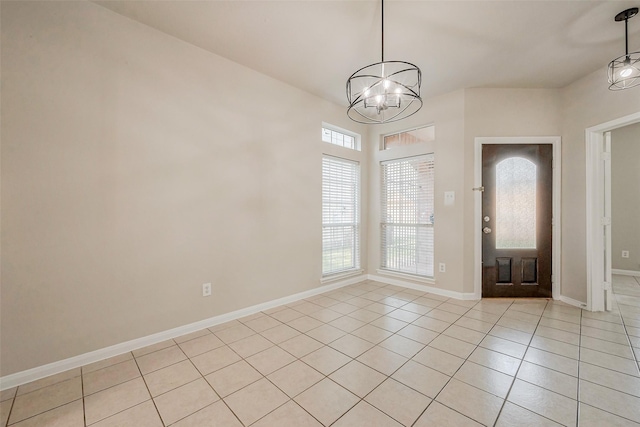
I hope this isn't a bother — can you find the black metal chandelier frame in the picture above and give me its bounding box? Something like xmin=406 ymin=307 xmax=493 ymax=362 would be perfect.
xmin=608 ymin=7 xmax=640 ymax=91
xmin=346 ymin=0 xmax=423 ymax=124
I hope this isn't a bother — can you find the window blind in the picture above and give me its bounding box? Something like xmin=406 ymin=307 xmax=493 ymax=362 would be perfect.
xmin=381 ymin=154 xmax=435 ymax=277
xmin=322 ymin=156 xmax=360 ymax=276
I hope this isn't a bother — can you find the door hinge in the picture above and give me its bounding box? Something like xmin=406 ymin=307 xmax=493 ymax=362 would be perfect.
xmin=551 ymin=275 xmax=554 ymax=283
xmin=604 ymin=281 xmax=612 ymax=291
xmin=472 ymin=186 xmax=484 ymax=192
xmin=601 ymin=217 xmax=611 ymax=226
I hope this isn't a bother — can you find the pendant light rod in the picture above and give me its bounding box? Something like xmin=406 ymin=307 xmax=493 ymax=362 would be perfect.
xmin=614 ymin=7 xmax=638 ymax=56
xmin=625 ymin=15 xmax=629 ymax=55
xmin=381 ymin=0 xmax=384 ymax=62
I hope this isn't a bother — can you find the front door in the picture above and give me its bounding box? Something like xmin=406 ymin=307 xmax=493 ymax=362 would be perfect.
xmin=482 ymin=144 xmax=553 ymax=298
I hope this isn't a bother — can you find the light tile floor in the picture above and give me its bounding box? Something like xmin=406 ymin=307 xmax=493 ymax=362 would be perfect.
xmin=1 ymin=277 xmax=639 ymax=426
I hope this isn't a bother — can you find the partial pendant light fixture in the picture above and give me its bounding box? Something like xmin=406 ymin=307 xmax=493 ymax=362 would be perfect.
xmin=346 ymin=0 xmax=422 ymax=124
xmin=608 ymin=7 xmax=640 ymax=90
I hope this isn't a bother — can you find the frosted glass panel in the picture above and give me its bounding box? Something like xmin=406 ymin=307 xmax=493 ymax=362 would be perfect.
xmin=495 ymin=157 xmax=536 ymax=249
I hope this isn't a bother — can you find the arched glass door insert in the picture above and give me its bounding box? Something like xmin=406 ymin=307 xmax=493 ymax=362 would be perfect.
xmin=495 ymin=157 xmax=537 ymax=249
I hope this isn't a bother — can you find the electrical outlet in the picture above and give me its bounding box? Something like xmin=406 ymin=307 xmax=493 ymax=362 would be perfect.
xmin=202 ymin=283 xmax=212 ymax=297
xmin=439 ymin=263 xmax=446 ymax=273
xmin=622 ymin=250 xmax=630 ymax=259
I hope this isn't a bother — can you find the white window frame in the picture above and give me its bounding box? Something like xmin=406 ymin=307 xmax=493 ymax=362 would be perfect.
xmin=380 ymin=154 xmax=435 ymax=278
xmin=322 ymin=123 xmax=361 ymax=151
xmin=382 ymin=124 xmax=435 ymax=150
xmin=322 ymin=155 xmax=361 ymax=278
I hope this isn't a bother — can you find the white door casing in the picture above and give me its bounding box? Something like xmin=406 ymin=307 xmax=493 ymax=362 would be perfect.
xmin=585 ymin=111 xmax=640 ymax=311
xmin=474 ymin=137 xmax=561 ymax=301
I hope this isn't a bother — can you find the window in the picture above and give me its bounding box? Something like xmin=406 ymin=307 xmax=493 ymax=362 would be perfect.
xmin=322 ymin=126 xmax=360 ymax=151
xmin=383 ymin=125 xmax=434 ymax=150
xmin=381 ymin=154 xmax=435 ymax=277
xmin=322 ymin=156 xmax=360 ymax=276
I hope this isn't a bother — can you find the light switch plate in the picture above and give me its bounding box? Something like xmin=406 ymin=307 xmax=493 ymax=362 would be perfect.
xmin=444 ymin=191 xmax=455 ymax=206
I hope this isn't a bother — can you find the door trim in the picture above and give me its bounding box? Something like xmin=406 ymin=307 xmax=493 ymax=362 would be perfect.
xmin=474 ymin=137 xmax=561 ymax=300
xmin=585 ymin=111 xmax=640 ymax=311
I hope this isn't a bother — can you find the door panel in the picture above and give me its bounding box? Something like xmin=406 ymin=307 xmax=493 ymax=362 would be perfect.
xmin=482 ymin=144 xmax=553 ymax=298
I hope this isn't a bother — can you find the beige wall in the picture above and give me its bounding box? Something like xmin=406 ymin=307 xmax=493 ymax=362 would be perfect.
xmin=367 ymin=83 xmax=639 ymax=303
xmin=366 ymin=89 xmax=563 ymax=296
xmin=611 ymin=122 xmax=640 ymax=272
xmin=462 ymin=89 xmax=562 ymax=294
xmin=366 ymin=90 xmax=467 ymax=294
xmin=560 ymin=69 xmax=640 ymax=302
xmin=0 ymin=1 xmax=368 ymax=376
xmin=3 ymin=0 xmax=640 ymax=379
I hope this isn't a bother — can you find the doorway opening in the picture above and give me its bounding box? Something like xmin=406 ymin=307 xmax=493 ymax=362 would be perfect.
xmin=473 ymin=137 xmax=562 ymax=300
xmin=586 ymin=112 xmax=640 ymax=311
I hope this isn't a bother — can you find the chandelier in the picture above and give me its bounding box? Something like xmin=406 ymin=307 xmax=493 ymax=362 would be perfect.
xmin=346 ymin=0 xmax=422 ymax=124
xmin=608 ymin=7 xmax=640 ymax=90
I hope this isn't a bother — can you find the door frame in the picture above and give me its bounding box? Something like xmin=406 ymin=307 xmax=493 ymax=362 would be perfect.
xmin=585 ymin=111 xmax=640 ymax=312
xmin=474 ymin=137 xmax=562 ymax=300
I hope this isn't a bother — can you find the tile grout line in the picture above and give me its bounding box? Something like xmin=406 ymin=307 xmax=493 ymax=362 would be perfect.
xmin=490 ymin=299 xmax=550 ymax=427
xmin=576 ymin=287 xmax=640 ymax=425
xmin=81 ymin=367 xmax=87 ymax=427
xmin=283 ymin=285 xmax=419 ymax=426
xmin=5 ymin=361 xmax=131 ymax=426
xmin=3 ymin=376 xmax=84 ymax=426
xmin=215 ymin=293 xmax=353 ymax=426
xmin=400 ymin=297 xmax=582 ymax=425
xmin=11 ymin=280 xmax=636 ymax=427
xmin=326 ymin=301 xmax=449 ymax=426
xmin=0 ymin=296 xmax=484 ymax=426
xmin=77 ymin=353 xmax=157 ymax=426
xmin=3 ymin=392 xmax=16 ymax=427
xmin=406 ymin=304 xmax=487 ymax=427
xmin=244 ymin=283 xmax=397 ymax=426
xmin=614 ymin=293 xmax=640 ymax=376
xmin=323 ymin=284 xmax=443 ymax=427
xmin=165 ymin=341 xmax=248 ymax=427
xmin=185 ymin=331 xmax=264 ymax=427
xmin=249 ymin=283 xmax=454 ymax=426
xmin=403 ymin=298 xmax=506 ymax=427
xmin=575 ymin=303 xmax=583 ymax=427
xmin=131 ymin=350 xmax=167 ymax=427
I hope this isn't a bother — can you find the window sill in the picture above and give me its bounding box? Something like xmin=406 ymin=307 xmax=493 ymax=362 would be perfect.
xmin=321 ymin=269 xmax=364 ymax=284
xmin=375 ymin=269 xmax=435 ymax=285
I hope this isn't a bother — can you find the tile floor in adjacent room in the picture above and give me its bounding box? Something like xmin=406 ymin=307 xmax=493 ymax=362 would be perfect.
xmin=1 ymin=276 xmax=639 ymax=426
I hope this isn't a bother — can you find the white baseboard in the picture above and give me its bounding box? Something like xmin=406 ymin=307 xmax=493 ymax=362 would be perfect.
xmin=0 ymin=275 xmax=367 ymax=391
xmin=612 ymin=269 xmax=640 ymax=277
xmin=367 ymin=274 xmax=478 ymax=301
xmin=558 ymin=295 xmax=588 ymax=309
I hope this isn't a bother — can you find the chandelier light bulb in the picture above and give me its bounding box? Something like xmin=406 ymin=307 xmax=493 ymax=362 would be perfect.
xmin=620 ymin=67 xmax=633 ymax=78
xmin=383 ymin=79 xmax=390 ymax=89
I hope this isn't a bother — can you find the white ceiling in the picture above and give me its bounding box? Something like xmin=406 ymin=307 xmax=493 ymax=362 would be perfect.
xmin=95 ymin=1 xmax=640 ymax=106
